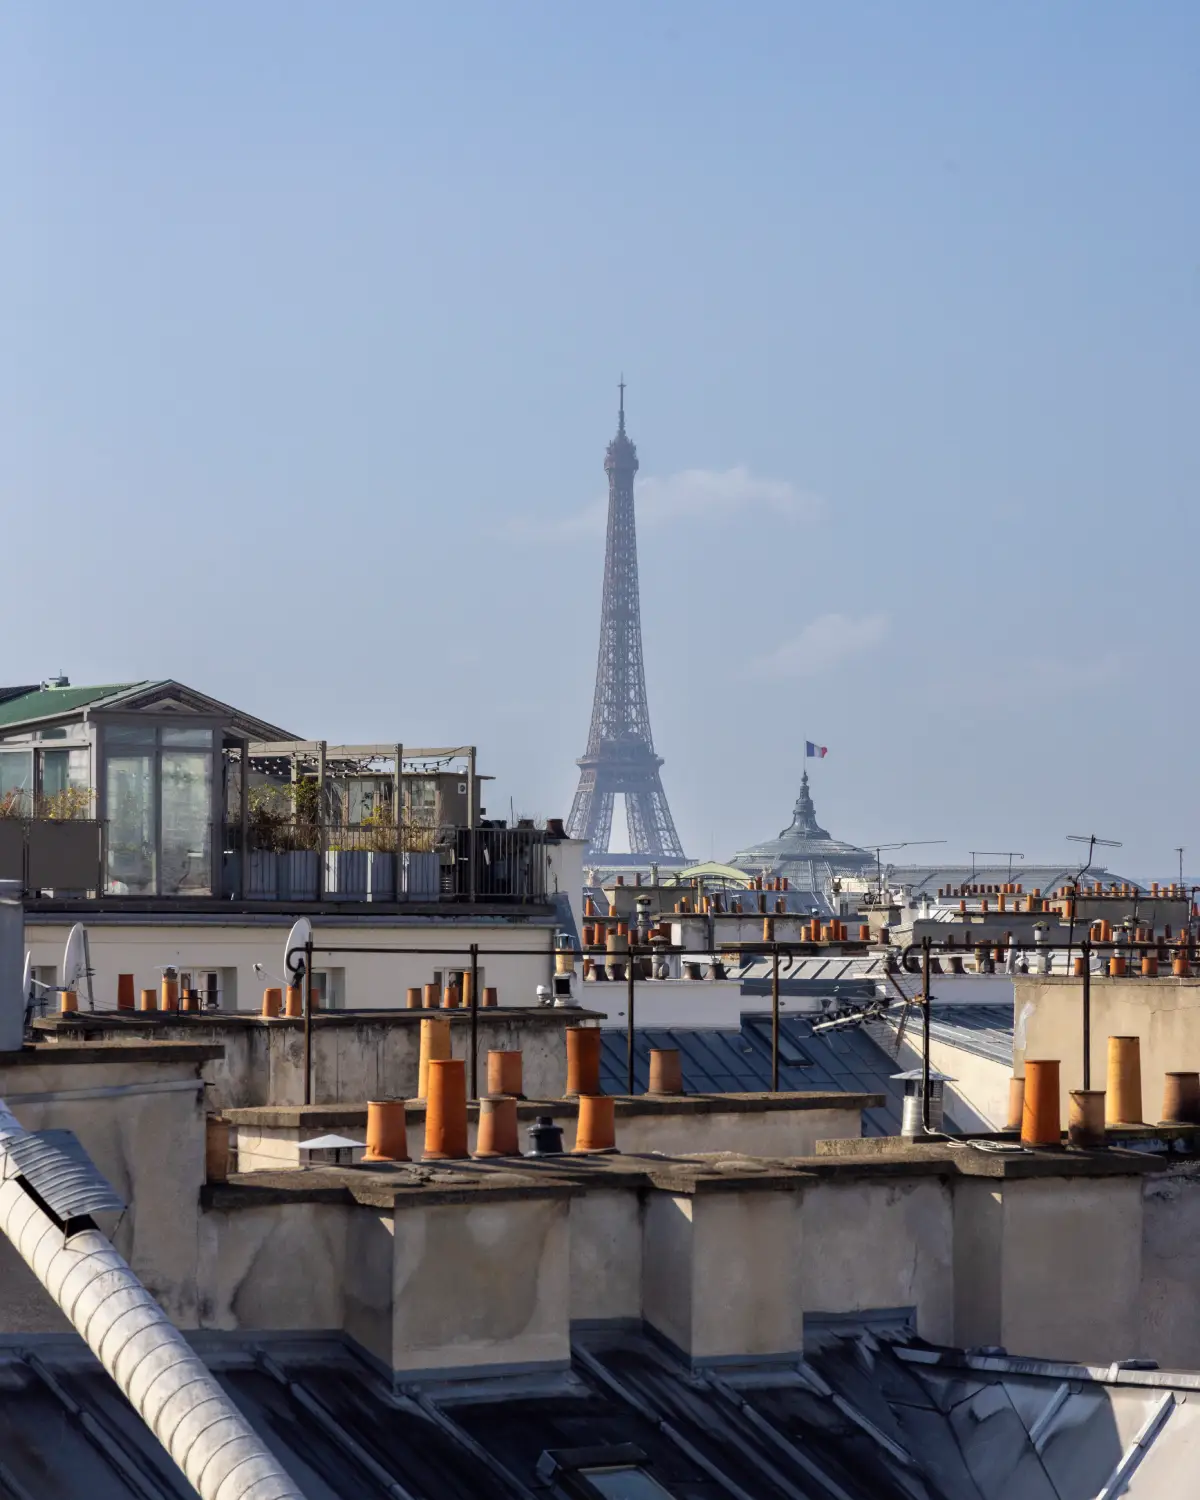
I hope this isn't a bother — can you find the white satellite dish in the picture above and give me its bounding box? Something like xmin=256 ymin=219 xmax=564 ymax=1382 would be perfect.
xmin=63 ymin=923 xmax=87 ymax=992
xmin=284 ymin=917 xmax=313 ymax=984
xmin=22 ymin=952 xmax=32 ymax=1001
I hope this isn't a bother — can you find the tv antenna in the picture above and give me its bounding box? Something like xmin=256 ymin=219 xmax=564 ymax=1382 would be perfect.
xmin=1064 ymin=833 xmax=1123 ymax=971
xmin=969 ymin=851 xmax=1025 ymax=883
xmin=863 ymin=840 xmax=946 ymax=904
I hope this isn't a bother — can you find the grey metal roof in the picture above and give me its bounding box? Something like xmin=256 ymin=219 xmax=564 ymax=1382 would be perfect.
xmin=598 ymin=1012 xmax=957 ymax=1136
xmin=0 ymin=1329 xmax=1191 ymax=1499
xmin=4 ymin=1130 xmax=125 ymax=1220
xmin=926 ymin=1003 xmax=1014 ymax=1064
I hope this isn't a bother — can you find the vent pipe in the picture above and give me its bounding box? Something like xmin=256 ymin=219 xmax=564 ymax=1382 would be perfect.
xmin=0 ymin=1102 xmax=303 ymax=1499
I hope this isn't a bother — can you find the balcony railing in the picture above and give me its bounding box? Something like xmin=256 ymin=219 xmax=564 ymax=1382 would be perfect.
xmin=12 ymin=817 xmax=549 ymax=905
xmin=222 ymin=821 xmax=547 ymax=903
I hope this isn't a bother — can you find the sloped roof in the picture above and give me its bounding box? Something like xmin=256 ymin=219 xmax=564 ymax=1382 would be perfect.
xmin=0 ymin=682 xmax=143 ymax=728
xmin=598 ymin=1011 xmax=950 ymax=1136
xmin=0 ymin=680 xmax=295 ymax=740
xmin=0 ymin=1328 xmax=1191 ymax=1499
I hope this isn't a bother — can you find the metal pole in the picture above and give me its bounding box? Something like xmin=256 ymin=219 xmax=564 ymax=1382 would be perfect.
xmin=921 ymin=936 xmax=931 ymax=1131
xmin=468 ymin=941 xmax=479 ymax=1100
xmin=394 ymin=742 xmax=403 ymax=891
xmin=626 ymin=944 xmax=636 ymax=1095
xmin=238 ymin=739 xmax=249 ymax=899
xmin=771 ymin=945 xmax=780 ymax=1092
xmin=303 ymin=938 xmax=314 ymax=1107
xmin=1082 ymin=939 xmax=1091 ymax=1090
xmin=467 ymin=746 xmax=477 ymax=904
xmin=315 ymin=740 xmax=326 ymax=900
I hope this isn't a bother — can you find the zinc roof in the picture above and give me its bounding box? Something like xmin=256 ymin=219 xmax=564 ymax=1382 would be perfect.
xmin=0 ymin=1328 xmax=1191 ymax=1499
xmin=598 ymin=1011 xmax=954 ymax=1136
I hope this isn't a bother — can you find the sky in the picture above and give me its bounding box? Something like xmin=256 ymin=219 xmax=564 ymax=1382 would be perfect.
xmin=3 ymin=2 xmax=1198 ymax=875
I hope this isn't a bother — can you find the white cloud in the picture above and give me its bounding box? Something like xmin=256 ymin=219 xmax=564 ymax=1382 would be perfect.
xmin=499 ymin=466 xmax=823 ymax=541
xmin=638 ymin=466 xmax=823 ymax=526
xmin=750 ymin=613 xmax=890 ymax=680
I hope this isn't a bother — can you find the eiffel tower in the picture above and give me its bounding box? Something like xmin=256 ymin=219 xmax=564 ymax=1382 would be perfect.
xmin=567 ymin=384 xmax=687 ymax=862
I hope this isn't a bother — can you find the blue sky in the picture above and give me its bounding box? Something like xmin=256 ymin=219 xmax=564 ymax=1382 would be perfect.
xmin=4 ymin=3 xmax=1198 ymax=873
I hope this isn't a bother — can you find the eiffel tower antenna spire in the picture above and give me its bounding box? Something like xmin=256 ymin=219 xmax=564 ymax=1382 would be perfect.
xmin=566 ymin=387 xmax=687 ymax=862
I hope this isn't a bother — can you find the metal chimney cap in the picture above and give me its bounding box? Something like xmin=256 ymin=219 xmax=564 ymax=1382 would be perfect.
xmin=890 ymin=1068 xmax=956 ymax=1083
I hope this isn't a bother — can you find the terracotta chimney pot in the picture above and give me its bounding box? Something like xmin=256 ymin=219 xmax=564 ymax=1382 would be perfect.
xmin=487 ymin=1049 xmax=524 ymax=1098
xmin=1021 ymin=1060 xmax=1061 ymax=1146
xmin=1106 ymin=1036 xmax=1143 ymax=1125
xmin=364 ymin=1099 xmax=410 ymax=1162
xmin=423 ymin=1059 xmax=468 ymax=1160
xmin=573 ymin=1094 xmax=617 ymax=1153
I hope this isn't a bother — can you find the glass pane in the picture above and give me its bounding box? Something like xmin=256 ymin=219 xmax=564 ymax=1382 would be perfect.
xmin=106 ymin=755 xmax=156 ymax=894
xmin=161 ymin=752 xmax=212 ymax=895
xmin=106 ymin=724 xmax=155 ymax=747
xmin=583 ymin=1469 xmax=676 ymax=1500
xmin=39 ymin=749 xmax=90 ymax=818
xmin=161 ymin=726 xmax=214 ymax=748
xmin=0 ymin=750 xmax=33 ymax=817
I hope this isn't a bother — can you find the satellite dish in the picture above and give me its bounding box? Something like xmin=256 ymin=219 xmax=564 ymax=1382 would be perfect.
xmin=63 ymin=923 xmax=88 ymax=993
xmin=22 ymin=952 xmax=32 ymax=1000
xmin=284 ymin=918 xmax=313 ymax=983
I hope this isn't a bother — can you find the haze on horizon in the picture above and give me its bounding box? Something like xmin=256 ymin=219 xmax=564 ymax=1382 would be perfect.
xmin=3 ymin=3 xmax=1197 ymax=876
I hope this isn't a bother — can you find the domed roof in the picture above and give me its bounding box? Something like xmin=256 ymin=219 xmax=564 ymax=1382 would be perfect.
xmin=730 ymin=772 xmax=875 ymax=881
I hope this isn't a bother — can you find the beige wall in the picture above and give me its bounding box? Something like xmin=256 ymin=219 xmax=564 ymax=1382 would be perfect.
xmin=0 ymin=1055 xmax=207 ymax=1330
xmin=198 ymin=1201 xmax=347 ymax=1331
xmin=998 ymin=1177 xmax=1143 ymax=1363
xmin=389 ymin=1196 xmax=571 ymax=1376
xmin=25 ymin=917 xmax=557 ymax=1014
xmin=799 ymin=1178 xmax=955 ymax=1345
xmin=59 ymin=1010 xmax=581 ymax=1110
xmin=232 ymin=1099 xmax=868 ymax=1172
xmin=1138 ymin=1167 xmax=1200 ymax=1371
xmin=1014 ymin=974 xmax=1200 ymax=1117
xmin=570 ymin=1190 xmax=642 ymax=1323
xmin=953 ymin=1174 xmax=1147 ymax=1364
xmin=186 ymin=1158 xmax=1197 ymax=1375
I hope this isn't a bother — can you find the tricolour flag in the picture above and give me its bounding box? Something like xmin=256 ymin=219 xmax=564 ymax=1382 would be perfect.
xmin=805 ymin=741 xmax=828 ymax=758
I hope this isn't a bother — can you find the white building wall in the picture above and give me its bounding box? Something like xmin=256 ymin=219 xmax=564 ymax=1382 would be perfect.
xmin=25 ymin=917 xmax=558 ymax=1013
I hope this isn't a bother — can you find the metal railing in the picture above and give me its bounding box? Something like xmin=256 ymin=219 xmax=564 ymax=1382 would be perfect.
xmin=221 ymin=821 xmax=548 ymax=904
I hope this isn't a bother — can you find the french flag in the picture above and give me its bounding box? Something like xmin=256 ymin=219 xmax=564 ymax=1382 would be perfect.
xmin=805 ymin=741 xmax=828 ymax=758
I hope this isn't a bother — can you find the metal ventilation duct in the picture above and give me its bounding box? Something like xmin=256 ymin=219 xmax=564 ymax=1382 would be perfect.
xmin=3 ymin=1128 xmax=125 ymax=1220
xmin=0 ymin=1101 xmax=305 ymax=1500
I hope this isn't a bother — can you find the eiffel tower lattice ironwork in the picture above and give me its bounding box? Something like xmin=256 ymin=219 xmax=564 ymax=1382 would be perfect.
xmin=567 ymin=384 xmax=687 ymax=860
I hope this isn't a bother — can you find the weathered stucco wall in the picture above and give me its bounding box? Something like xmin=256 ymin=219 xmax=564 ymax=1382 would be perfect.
xmin=616 ymin=1106 xmax=860 ymax=1157
xmin=997 ymin=1177 xmax=1144 ymax=1363
xmin=1138 ymin=1166 xmax=1200 ymax=1371
xmin=198 ymin=1201 xmax=348 ymax=1331
xmin=0 ymin=1052 xmax=209 ymax=1330
xmin=231 ymin=1097 xmax=869 ymax=1172
xmin=798 ymin=1178 xmax=955 ymax=1346
xmin=570 ymin=1189 xmax=642 ymax=1323
xmin=43 ymin=1011 xmax=589 ymax=1109
xmin=1014 ymin=974 xmax=1200 ymax=1118
xmin=189 ymin=1156 xmax=1192 ymax=1377
xmin=389 ymin=1197 xmax=571 ymax=1376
